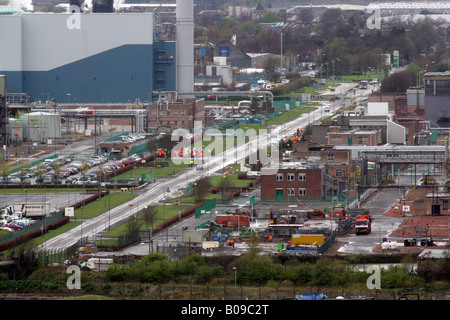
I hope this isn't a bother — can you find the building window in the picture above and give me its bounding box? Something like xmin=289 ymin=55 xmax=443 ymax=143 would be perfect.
xmin=331 ymin=137 xmax=342 ymax=145
xmin=287 ymin=188 xmax=295 ymax=196
xmin=174 ymin=109 xmax=178 ymax=116
xmin=298 ymin=173 xmax=306 ymax=181
xmin=276 ymin=173 xmax=283 ymax=181
xmin=181 ymin=109 xmax=185 ymax=116
xmin=443 ymin=200 xmax=450 ymax=210
xmin=298 ymin=188 xmax=306 ymax=196
xmin=159 ymin=110 xmax=163 ymax=116
xmin=336 ymin=170 xmax=343 ymax=177
xmin=327 ymin=153 xmax=334 ymax=161
xmin=287 ymin=173 xmax=295 ymax=181
xmin=152 ymin=110 xmax=156 ymax=115
xmin=358 ymin=137 xmax=368 ymax=144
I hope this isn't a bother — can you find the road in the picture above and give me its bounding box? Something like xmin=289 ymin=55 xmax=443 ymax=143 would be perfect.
xmin=40 ymin=82 xmax=372 ymax=253
xmin=337 ymin=169 xmax=421 ymax=254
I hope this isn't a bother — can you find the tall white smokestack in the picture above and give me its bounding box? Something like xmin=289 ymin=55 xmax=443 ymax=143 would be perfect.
xmin=176 ymin=0 xmax=194 ymax=94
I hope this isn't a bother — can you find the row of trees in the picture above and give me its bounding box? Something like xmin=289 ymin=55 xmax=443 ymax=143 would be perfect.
xmin=199 ymin=7 xmax=447 ymax=78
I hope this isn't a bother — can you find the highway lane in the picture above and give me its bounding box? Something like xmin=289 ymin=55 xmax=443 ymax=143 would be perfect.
xmin=40 ymin=83 xmax=370 ymax=252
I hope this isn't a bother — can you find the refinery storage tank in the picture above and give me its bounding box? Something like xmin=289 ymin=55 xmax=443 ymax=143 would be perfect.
xmin=18 ymin=112 xmax=61 ymax=143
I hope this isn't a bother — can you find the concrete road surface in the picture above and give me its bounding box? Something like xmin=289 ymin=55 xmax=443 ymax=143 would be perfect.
xmin=40 ymin=83 xmax=373 ymax=253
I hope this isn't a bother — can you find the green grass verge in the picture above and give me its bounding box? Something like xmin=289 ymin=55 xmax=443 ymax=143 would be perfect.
xmin=266 ymin=106 xmax=314 ymax=125
xmin=209 ymin=174 xmax=253 ymax=188
xmin=0 ymin=188 xmax=88 ymax=193
xmin=113 ymin=167 xmax=184 ymax=180
xmin=167 ymin=192 xmax=223 ymax=204
xmin=73 ymin=192 xmax=138 ymax=219
xmin=104 ymin=204 xmax=193 ymax=237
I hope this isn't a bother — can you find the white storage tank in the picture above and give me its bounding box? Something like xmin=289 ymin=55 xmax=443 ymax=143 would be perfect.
xmin=19 ymin=112 xmax=61 ymax=142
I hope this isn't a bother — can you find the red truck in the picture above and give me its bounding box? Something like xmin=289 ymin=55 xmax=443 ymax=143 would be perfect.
xmin=355 ymin=214 xmax=372 ymax=235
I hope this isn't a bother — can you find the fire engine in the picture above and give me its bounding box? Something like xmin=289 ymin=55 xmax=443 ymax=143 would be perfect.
xmin=355 ymin=214 xmax=372 ymax=235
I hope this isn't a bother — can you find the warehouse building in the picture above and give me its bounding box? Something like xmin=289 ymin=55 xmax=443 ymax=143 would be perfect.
xmin=0 ymin=10 xmax=176 ymax=103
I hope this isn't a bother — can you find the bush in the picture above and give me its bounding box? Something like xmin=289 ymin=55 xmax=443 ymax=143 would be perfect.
xmin=270 ymin=77 xmax=312 ymax=95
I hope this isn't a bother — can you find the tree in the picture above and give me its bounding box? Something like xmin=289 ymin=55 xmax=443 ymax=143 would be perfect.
xmin=381 ymin=70 xmax=416 ymax=93
xmin=263 ymin=55 xmax=279 ymax=74
xmin=0 ymin=161 xmax=11 ymax=184
xmin=34 ymin=162 xmax=48 ymax=183
xmin=127 ymin=214 xmax=140 ymax=235
xmin=52 ymin=161 xmax=63 ymax=183
xmin=319 ymin=8 xmax=345 ymax=39
xmin=218 ymin=175 xmax=232 ymax=199
xmin=17 ymin=163 xmax=31 ymax=183
xmin=193 ymin=177 xmax=209 ymax=204
xmin=259 ymin=12 xmax=280 ymax=23
xmin=143 ymin=205 xmax=158 ymax=229
xmin=299 ymin=8 xmax=313 ymax=25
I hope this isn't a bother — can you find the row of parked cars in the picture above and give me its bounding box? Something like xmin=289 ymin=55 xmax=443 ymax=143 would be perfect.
xmin=115 ymin=133 xmax=146 ymax=144
xmin=100 ymin=154 xmax=144 ymax=174
xmin=2 ymin=153 xmax=145 ymax=186
xmin=63 ymin=153 xmax=144 ymax=185
xmin=2 ymin=155 xmax=75 ymax=184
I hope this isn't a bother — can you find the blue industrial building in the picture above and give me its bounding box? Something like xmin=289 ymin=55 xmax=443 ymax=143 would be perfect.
xmin=0 ymin=12 xmax=176 ymax=103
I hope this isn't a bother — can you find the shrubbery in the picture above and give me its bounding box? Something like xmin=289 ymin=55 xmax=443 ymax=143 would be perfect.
xmin=102 ymin=252 xmax=425 ymax=291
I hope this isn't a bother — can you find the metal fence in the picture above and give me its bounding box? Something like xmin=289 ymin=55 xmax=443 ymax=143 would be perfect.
xmin=0 ymin=211 xmax=65 ymax=245
xmin=195 ymin=198 xmax=217 ymax=218
xmin=153 ymin=243 xmax=201 ymax=260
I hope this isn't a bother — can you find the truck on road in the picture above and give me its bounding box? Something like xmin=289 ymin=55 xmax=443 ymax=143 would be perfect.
xmin=355 ymin=214 xmax=372 ymax=235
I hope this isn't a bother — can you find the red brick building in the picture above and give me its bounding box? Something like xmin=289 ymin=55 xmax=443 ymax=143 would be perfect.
xmin=290 ymin=141 xmax=357 ymax=198
xmin=326 ymin=126 xmax=382 ymax=146
xmin=260 ymin=163 xmax=323 ymax=201
xmin=148 ymin=92 xmax=205 ymax=132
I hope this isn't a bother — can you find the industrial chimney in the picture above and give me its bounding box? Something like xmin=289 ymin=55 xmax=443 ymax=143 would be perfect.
xmin=92 ymin=0 xmax=114 ymax=13
xmin=176 ymin=0 xmax=194 ymax=94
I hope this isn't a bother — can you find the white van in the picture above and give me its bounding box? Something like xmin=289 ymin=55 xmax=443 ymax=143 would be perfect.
xmin=324 ymin=107 xmax=330 ymax=112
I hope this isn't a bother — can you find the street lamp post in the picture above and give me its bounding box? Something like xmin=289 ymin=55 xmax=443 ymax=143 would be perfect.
xmin=233 ymin=267 xmax=237 ymax=299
